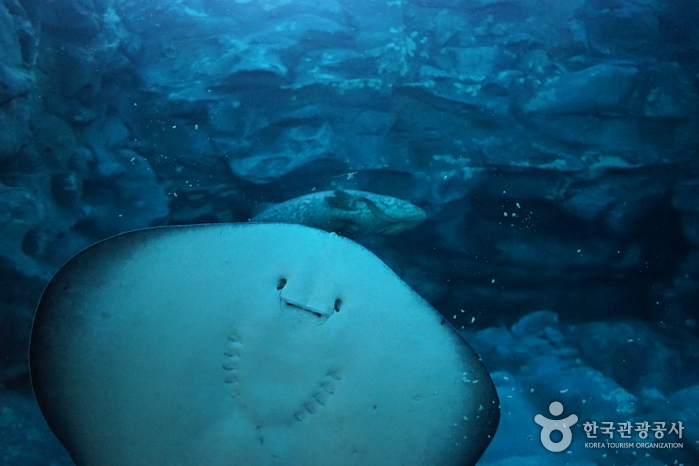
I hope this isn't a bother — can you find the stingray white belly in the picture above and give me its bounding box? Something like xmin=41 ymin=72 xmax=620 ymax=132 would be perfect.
xmin=30 ymin=223 xmax=499 ymax=466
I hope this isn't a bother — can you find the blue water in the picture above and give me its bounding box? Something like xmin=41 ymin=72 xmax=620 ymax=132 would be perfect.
xmin=0 ymin=0 xmax=698 ymax=464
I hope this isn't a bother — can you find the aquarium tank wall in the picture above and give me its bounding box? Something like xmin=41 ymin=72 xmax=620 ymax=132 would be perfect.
xmin=0 ymin=0 xmax=697 ymax=464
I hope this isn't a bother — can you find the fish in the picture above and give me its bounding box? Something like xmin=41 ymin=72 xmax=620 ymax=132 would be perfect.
xmin=251 ymin=189 xmax=426 ymax=236
xmin=30 ymin=223 xmax=499 ymax=466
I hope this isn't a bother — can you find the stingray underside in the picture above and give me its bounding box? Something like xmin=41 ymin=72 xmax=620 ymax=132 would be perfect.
xmin=30 ymin=223 xmax=499 ymax=466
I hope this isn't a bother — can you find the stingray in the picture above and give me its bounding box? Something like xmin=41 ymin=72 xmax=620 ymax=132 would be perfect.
xmin=30 ymin=223 xmax=499 ymax=466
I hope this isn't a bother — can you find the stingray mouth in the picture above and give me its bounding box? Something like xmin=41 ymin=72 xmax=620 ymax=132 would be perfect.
xmin=276 ymin=279 xmax=341 ymax=325
xmin=280 ymin=299 xmax=331 ymax=324
xmin=283 ymin=300 xmax=323 ymax=317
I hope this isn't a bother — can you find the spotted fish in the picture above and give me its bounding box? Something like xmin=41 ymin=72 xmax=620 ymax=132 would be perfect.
xmin=251 ymin=190 xmax=426 ymax=236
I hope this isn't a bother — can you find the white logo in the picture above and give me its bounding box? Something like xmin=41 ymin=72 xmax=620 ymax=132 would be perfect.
xmin=535 ymin=401 xmax=578 ymax=452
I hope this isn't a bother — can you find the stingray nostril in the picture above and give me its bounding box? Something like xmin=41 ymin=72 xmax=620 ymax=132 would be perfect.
xmin=276 ymin=278 xmax=287 ymax=290
xmin=334 ymin=299 xmax=342 ymax=313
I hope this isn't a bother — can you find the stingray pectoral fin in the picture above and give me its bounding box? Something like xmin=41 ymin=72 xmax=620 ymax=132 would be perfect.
xmin=30 ymin=223 xmax=499 ymax=466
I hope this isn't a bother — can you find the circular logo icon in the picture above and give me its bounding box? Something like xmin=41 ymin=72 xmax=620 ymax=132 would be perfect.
xmin=534 ymin=401 xmax=578 ymax=452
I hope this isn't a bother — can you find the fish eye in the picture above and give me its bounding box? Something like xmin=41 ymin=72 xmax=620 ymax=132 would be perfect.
xmin=334 ymin=299 xmax=342 ymax=313
xmin=276 ymin=278 xmax=287 ymax=290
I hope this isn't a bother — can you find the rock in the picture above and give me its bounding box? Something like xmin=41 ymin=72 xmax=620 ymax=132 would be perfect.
xmin=510 ymin=310 xmax=560 ymax=340
xmin=2 ymin=0 xmax=38 ymax=67
xmin=0 ymin=390 xmax=73 ymax=465
xmin=639 ymin=63 xmax=699 ymax=118
xmin=666 ymin=386 xmax=699 ymax=448
xmin=521 ymin=63 xmax=639 ymax=115
xmin=76 ymin=149 xmax=169 ymax=236
xmin=50 ymin=172 xmax=82 ymax=207
xmin=580 ymin=0 xmax=662 ymax=56
xmin=436 ymin=46 xmax=501 ymax=80
xmin=0 ymin=183 xmax=46 ymax=274
xmin=0 ymin=0 xmax=35 ymax=162
xmin=477 ymin=371 xmax=547 ymax=464
xmin=0 ymin=63 xmax=33 ymax=102
xmin=40 ymin=0 xmax=102 ymax=39
xmin=561 ymin=174 xmax=670 ymax=236
xmin=102 ymin=116 xmax=130 ymax=148
xmin=0 ymin=97 xmax=30 ymax=161
xmin=228 ymin=123 xmax=344 ymax=183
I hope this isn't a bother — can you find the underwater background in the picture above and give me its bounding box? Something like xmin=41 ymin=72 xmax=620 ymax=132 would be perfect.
xmin=0 ymin=0 xmax=698 ymax=464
